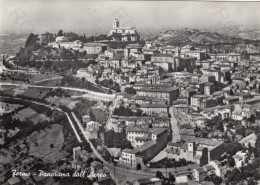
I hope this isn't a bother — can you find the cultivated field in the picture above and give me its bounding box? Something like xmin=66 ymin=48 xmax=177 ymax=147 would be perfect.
xmin=0 ymin=102 xmax=23 ymax=116
xmin=27 ymin=124 xmax=66 ymax=163
xmin=45 ymin=96 xmax=78 ymax=109
xmin=12 ymin=108 xmax=50 ymax=124
xmin=30 ymin=74 xmax=61 ymax=83
xmin=20 ymin=87 xmax=51 ymax=99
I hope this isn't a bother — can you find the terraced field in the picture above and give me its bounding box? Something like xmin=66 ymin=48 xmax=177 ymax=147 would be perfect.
xmin=20 ymin=87 xmax=51 ymax=99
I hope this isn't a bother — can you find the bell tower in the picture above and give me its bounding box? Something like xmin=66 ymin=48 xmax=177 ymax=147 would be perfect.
xmin=113 ymin=19 xmax=119 ymax=29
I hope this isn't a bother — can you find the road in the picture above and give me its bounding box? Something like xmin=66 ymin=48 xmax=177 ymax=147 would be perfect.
xmin=31 ymin=76 xmax=63 ymax=84
xmin=169 ymin=106 xmax=181 ymax=143
xmin=0 ymin=82 xmax=115 ymax=102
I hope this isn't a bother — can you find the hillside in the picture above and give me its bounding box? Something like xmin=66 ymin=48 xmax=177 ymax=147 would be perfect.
xmin=218 ymin=26 xmax=260 ymax=41
xmin=0 ymin=34 xmax=28 ymax=55
xmin=148 ymin=29 xmax=256 ymax=46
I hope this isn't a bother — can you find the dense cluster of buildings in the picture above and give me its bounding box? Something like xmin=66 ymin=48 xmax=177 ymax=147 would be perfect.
xmin=4 ymin=19 xmax=259 ymax=185
xmin=64 ymin=20 xmax=260 ymax=184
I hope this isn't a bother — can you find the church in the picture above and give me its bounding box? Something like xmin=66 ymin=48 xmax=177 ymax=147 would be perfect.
xmin=108 ymin=19 xmax=140 ymax=42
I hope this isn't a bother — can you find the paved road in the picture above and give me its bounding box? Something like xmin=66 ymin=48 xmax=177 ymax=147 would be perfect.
xmin=0 ymin=82 xmax=115 ymax=101
xmin=169 ymin=106 xmax=181 ymax=143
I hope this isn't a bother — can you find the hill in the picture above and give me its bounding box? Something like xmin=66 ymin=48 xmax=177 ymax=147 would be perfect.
xmin=148 ymin=29 xmax=258 ymax=46
xmin=218 ymin=26 xmax=260 ymax=41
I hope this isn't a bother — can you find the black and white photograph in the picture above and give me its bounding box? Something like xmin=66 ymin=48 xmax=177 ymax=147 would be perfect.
xmin=0 ymin=0 xmax=260 ymax=185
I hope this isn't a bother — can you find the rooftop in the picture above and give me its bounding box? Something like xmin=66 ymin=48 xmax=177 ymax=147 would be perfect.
xmin=152 ymin=53 xmax=173 ymax=57
xmin=137 ymin=87 xmax=179 ymax=93
xmin=151 ymin=128 xmax=168 ymax=135
xmin=196 ymin=138 xmax=223 ymax=147
xmin=84 ymin=42 xmax=108 ymax=47
xmin=126 ymin=126 xmax=149 ymax=133
xmin=140 ymin=103 xmax=168 ymax=108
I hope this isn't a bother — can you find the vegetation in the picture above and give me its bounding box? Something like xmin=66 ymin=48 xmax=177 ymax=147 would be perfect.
xmin=72 ymin=99 xmax=97 ymax=120
xmin=205 ymin=174 xmax=222 ymax=185
xmin=124 ymin=87 xmax=136 ymax=94
xmin=150 ymin=158 xmax=193 ymax=168
xmin=104 ymin=129 xmax=132 ymax=149
xmin=61 ymin=75 xmax=106 ymax=93
xmin=113 ymin=105 xmax=142 ymax=117
xmin=156 ymin=171 xmax=175 ymax=185
xmin=98 ymin=79 xmax=120 ymax=92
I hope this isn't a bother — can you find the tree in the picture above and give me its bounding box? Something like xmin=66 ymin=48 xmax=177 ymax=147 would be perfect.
xmin=168 ymin=173 xmax=175 ymax=183
xmin=205 ymin=174 xmax=222 ymax=185
xmin=227 ymin=156 xmax=235 ymax=167
xmin=156 ymin=171 xmax=164 ymax=179
xmin=226 ymin=142 xmax=242 ymax=156
xmin=89 ymin=110 xmax=96 ymax=121
xmin=58 ymin=30 xmax=64 ymax=36
xmin=124 ymin=87 xmax=136 ymax=94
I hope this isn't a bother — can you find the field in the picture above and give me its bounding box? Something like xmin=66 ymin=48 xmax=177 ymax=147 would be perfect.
xmin=26 ymin=124 xmax=66 ymax=163
xmin=20 ymin=87 xmax=51 ymax=99
xmin=92 ymin=108 xmax=109 ymax=124
xmin=0 ymin=102 xmax=23 ymax=116
xmin=30 ymin=74 xmax=62 ymax=83
xmin=12 ymin=108 xmax=50 ymax=124
xmin=45 ymin=96 xmax=79 ymax=109
xmin=32 ymin=78 xmax=62 ymax=86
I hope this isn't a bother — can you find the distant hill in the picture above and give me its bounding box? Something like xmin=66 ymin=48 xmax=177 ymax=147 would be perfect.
xmin=217 ymin=26 xmax=260 ymax=41
xmin=0 ymin=34 xmax=28 ymax=55
xmin=148 ymin=29 xmax=258 ymax=46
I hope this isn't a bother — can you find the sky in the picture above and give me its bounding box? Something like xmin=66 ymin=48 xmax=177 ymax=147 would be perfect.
xmin=0 ymin=0 xmax=260 ymax=35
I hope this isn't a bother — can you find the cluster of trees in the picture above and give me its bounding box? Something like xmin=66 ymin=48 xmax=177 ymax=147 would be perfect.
xmin=104 ymin=130 xmax=132 ymax=149
xmin=60 ymin=75 xmax=106 ymax=93
xmin=113 ymin=105 xmax=143 ymax=117
xmin=205 ymin=174 xmax=222 ymax=185
xmin=98 ymin=79 xmax=120 ymax=92
xmin=150 ymin=158 xmax=193 ymax=168
xmin=57 ymin=29 xmax=105 ymax=43
xmin=155 ymin=171 xmax=176 ymax=185
xmin=225 ymin=167 xmax=258 ymax=185
xmin=72 ymin=99 xmax=97 ymax=120
xmin=124 ymin=87 xmax=136 ymax=94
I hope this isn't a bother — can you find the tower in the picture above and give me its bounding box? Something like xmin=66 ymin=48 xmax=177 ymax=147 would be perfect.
xmin=175 ymin=47 xmax=180 ymax=57
xmin=113 ymin=19 xmax=119 ymax=29
xmin=188 ymin=141 xmax=195 ymax=152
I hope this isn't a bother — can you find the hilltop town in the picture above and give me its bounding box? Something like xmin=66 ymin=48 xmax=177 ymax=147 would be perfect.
xmin=1 ymin=19 xmax=260 ymax=185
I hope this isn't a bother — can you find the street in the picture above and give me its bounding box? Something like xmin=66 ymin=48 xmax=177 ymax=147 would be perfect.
xmin=169 ymin=106 xmax=181 ymax=143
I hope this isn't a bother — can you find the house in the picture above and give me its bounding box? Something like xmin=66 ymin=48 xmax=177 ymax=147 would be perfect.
xmin=82 ymin=42 xmax=108 ymax=54
xmin=193 ymin=167 xmax=207 ymax=182
xmin=239 ymin=133 xmax=257 ymax=148
xmin=55 ymin=36 xmax=68 ymax=42
xmin=233 ymin=151 xmax=247 ymax=168
xmin=136 ymin=86 xmax=179 ymax=105
xmin=86 ymin=121 xmax=100 ymax=130
xmin=209 ymin=53 xmax=241 ymax=63
xmin=119 ymin=129 xmax=168 ymax=169
xmin=125 ymin=126 xmax=149 ymax=148
xmin=124 ymin=44 xmax=143 ymax=59
xmin=180 ymin=124 xmax=195 ymax=141
xmin=193 ymin=161 xmax=224 ymax=183
xmin=140 ymin=104 xmax=168 ymax=116
xmin=166 ymin=141 xmax=184 ymax=155
xmin=151 ymin=53 xmax=174 ymax=72
xmin=82 ymin=115 xmax=91 ymax=123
